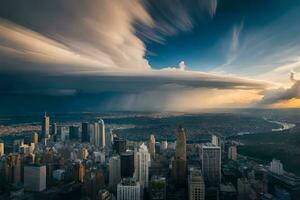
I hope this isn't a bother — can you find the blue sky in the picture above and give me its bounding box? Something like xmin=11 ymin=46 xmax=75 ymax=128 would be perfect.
xmin=1 ymin=0 xmax=300 ymax=112
xmin=144 ymin=0 xmax=300 ymax=74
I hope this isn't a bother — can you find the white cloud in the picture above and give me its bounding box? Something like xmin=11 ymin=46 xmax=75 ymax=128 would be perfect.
xmin=0 ymin=0 xmax=153 ymax=72
xmin=215 ymin=7 xmax=300 ymax=85
xmin=207 ymin=0 xmax=218 ymax=18
xmin=179 ymin=61 xmax=186 ymax=71
xmin=231 ymin=22 xmax=243 ymax=52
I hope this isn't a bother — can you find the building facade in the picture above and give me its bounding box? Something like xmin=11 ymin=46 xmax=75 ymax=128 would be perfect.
xmin=117 ymin=178 xmax=141 ymax=200
xmin=109 ymin=155 xmax=121 ymax=188
xmin=172 ymin=126 xmax=187 ymax=186
xmin=228 ymin=145 xmax=237 ymax=161
xmin=41 ymin=113 xmax=50 ymax=139
xmin=148 ymin=134 xmax=156 ymax=160
xmin=121 ymin=151 xmax=135 ymax=178
xmin=24 ymin=164 xmax=46 ymax=192
xmin=202 ymin=144 xmax=221 ymax=187
xmin=188 ymin=168 xmax=205 ymax=200
xmin=135 ymin=143 xmax=151 ymax=188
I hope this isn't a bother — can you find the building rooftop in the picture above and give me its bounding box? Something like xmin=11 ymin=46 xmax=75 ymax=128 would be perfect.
xmin=25 ymin=163 xmax=45 ymax=167
xmin=220 ymin=183 xmax=237 ymax=193
xmin=202 ymin=143 xmax=220 ymax=149
xmin=120 ymin=178 xmax=139 ymax=186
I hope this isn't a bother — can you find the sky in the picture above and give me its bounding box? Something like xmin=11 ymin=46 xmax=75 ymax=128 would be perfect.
xmin=1 ymin=0 xmax=300 ymax=113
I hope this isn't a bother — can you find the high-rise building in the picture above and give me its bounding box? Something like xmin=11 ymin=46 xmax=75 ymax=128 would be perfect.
xmin=24 ymin=164 xmax=46 ymax=192
xmin=5 ymin=153 xmax=21 ymax=184
xmin=148 ymin=134 xmax=156 ymax=160
xmin=117 ymin=178 xmax=141 ymax=200
xmin=106 ymin=130 xmax=114 ymax=147
xmin=91 ymin=123 xmax=98 ymax=146
xmin=114 ymin=137 xmax=127 ymax=155
xmin=33 ymin=132 xmax=39 ymax=144
xmin=202 ymin=144 xmax=221 ymax=187
xmin=51 ymin=123 xmax=57 ymax=136
xmin=160 ymin=141 xmax=168 ymax=152
xmin=79 ymin=163 xmax=85 ymax=183
xmin=172 ymin=126 xmax=187 ymax=186
xmin=41 ymin=112 xmax=50 ymax=139
xmin=175 ymin=126 xmax=187 ymax=160
xmin=98 ymin=119 xmax=106 ymax=148
xmin=212 ymin=134 xmax=221 ymax=147
xmin=121 ymin=151 xmax=135 ymax=178
xmin=109 ymin=155 xmax=121 ymax=188
xmin=188 ymin=168 xmax=205 ymax=200
xmin=149 ymin=176 xmax=166 ymax=200
xmin=0 ymin=143 xmax=4 ymax=156
xmin=91 ymin=120 xmax=106 ymax=147
xmin=69 ymin=125 xmax=80 ymax=140
xmin=269 ymin=159 xmax=284 ymax=175
xmin=134 ymin=143 xmax=151 ymax=188
xmin=228 ymin=145 xmax=237 ymax=161
xmin=59 ymin=126 xmax=67 ymax=141
xmin=82 ymin=122 xmax=91 ymax=143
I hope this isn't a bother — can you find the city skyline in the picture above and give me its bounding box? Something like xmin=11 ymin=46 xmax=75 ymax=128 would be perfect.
xmin=1 ymin=0 xmax=300 ymax=112
xmin=0 ymin=110 xmax=299 ymax=199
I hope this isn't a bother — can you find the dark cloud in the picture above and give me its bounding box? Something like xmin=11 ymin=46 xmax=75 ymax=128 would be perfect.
xmin=0 ymin=70 xmax=268 ymax=113
xmin=2 ymin=0 xmax=288 ymax=112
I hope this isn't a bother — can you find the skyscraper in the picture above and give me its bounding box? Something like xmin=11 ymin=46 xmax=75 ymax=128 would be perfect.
xmin=172 ymin=126 xmax=187 ymax=186
xmin=59 ymin=126 xmax=67 ymax=141
xmin=0 ymin=143 xmax=4 ymax=156
xmin=109 ymin=155 xmax=121 ymax=188
xmin=148 ymin=134 xmax=156 ymax=160
xmin=24 ymin=164 xmax=46 ymax=192
xmin=228 ymin=145 xmax=237 ymax=161
xmin=33 ymin=132 xmax=39 ymax=144
xmin=117 ymin=178 xmax=141 ymax=200
xmin=160 ymin=141 xmax=168 ymax=152
xmin=91 ymin=120 xmax=106 ymax=147
xmin=51 ymin=123 xmax=57 ymax=136
xmin=134 ymin=143 xmax=151 ymax=188
xmin=175 ymin=126 xmax=187 ymax=160
xmin=82 ymin=122 xmax=91 ymax=143
xmin=91 ymin=122 xmax=99 ymax=146
xmin=5 ymin=153 xmax=21 ymax=184
xmin=202 ymin=144 xmax=221 ymax=187
xmin=106 ymin=129 xmax=114 ymax=147
xmin=99 ymin=119 xmax=106 ymax=148
xmin=41 ymin=112 xmax=50 ymax=139
xmin=69 ymin=125 xmax=80 ymax=140
xmin=188 ymin=168 xmax=205 ymax=200
xmin=121 ymin=151 xmax=135 ymax=178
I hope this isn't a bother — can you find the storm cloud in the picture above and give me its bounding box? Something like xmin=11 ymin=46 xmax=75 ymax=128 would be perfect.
xmin=2 ymin=0 xmax=295 ymax=112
